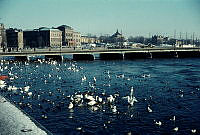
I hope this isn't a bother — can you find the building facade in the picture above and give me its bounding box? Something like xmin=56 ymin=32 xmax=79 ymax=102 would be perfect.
xmin=6 ymin=28 xmax=23 ymax=50
xmin=39 ymin=28 xmax=62 ymax=48
xmin=73 ymin=32 xmax=81 ymax=46
xmin=24 ymin=27 xmax=62 ymax=48
xmin=57 ymin=25 xmax=81 ymax=47
xmin=81 ymin=36 xmax=100 ymax=44
xmin=0 ymin=23 xmax=7 ymax=49
xmin=23 ymin=30 xmax=41 ymax=48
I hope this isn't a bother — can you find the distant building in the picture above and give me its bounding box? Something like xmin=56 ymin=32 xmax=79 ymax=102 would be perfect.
xmin=24 ymin=29 xmax=42 ymax=48
xmin=99 ymin=30 xmax=125 ymax=44
xmin=73 ymin=32 xmax=81 ymax=46
xmin=57 ymin=25 xmax=73 ymax=47
xmin=6 ymin=28 xmax=23 ymax=50
xmin=0 ymin=23 xmax=7 ymax=49
xmin=39 ymin=27 xmax=62 ymax=48
xmin=110 ymin=29 xmax=125 ymax=43
xmin=151 ymin=35 xmax=169 ymax=45
xmin=81 ymin=36 xmax=100 ymax=44
xmin=57 ymin=25 xmax=81 ymax=47
xmin=24 ymin=27 xmax=62 ymax=48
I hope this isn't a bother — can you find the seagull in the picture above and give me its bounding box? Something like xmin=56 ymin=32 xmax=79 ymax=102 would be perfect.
xmin=173 ymin=127 xmax=178 ymax=132
xmin=107 ymin=95 xmax=115 ymax=103
xmin=27 ymin=92 xmax=32 ymax=96
xmin=191 ymin=129 xmax=197 ymax=133
xmin=170 ymin=116 xmax=176 ymax=121
xmin=0 ymin=80 xmax=6 ymax=89
xmin=112 ymin=105 xmax=117 ymax=113
xmin=154 ymin=120 xmax=162 ymax=126
xmin=142 ymin=74 xmax=151 ymax=78
xmin=85 ymin=94 xmax=95 ymax=101
xmin=116 ymin=74 xmax=125 ymax=79
xmin=93 ymin=77 xmax=96 ymax=83
xmin=68 ymin=102 xmax=74 ymax=109
xmin=88 ymin=100 xmax=97 ymax=106
xmin=82 ymin=75 xmax=87 ymax=82
xmin=96 ymin=96 xmax=103 ymax=103
xmin=147 ymin=105 xmax=153 ymax=113
xmin=24 ymin=86 xmax=30 ymax=92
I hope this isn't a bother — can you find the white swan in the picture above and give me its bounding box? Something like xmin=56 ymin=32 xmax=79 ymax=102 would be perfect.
xmin=126 ymin=87 xmax=138 ymax=106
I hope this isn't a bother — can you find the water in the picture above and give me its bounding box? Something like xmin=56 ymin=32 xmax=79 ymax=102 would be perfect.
xmin=0 ymin=58 xmax=200 ymax=134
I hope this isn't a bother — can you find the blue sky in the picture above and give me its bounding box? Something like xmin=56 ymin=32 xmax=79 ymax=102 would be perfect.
xmin=0 ymin=0 xmax=200 ymax=38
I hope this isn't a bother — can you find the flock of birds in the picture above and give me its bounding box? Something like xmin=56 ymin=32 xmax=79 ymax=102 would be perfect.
xmin=0 ymin=58 xmax=198 ymax=134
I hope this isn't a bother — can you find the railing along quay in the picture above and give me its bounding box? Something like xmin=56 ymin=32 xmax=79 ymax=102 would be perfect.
xmin=0 ymin=47 xmax=200 ymax=57
xmin=0 ymin=47 xmax=200 ymax=60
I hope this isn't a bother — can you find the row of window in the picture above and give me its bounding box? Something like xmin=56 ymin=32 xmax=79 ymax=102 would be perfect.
xmin=51 ymin=38 xmax=62 ymax=42
xmin=51 ymin=33 xmax=62 ymax=37
xmin=65 ymin=39 xmax=81 ymax=42
xmin=65 ymin=33 xmax=80 ymax=37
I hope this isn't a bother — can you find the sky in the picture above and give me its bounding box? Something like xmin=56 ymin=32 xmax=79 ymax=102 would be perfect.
xmin=0 ymin=0 xmax=200 ymax=38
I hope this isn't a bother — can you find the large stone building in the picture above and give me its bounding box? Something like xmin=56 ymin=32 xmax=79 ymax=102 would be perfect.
xmin=24 ymin=27 xmax=62 ymax=48
xmin=6 ymin=28 xmax=23 ymax=50
xmin=73 ymin=32 xmax=81 ymax=46
xmin=57 ymin=25 xmax=81 ymax=47
xmin=39 ymin=27 xmax=62 ymax=48
xmin=23 ymin=29 xmax=42 ymax=48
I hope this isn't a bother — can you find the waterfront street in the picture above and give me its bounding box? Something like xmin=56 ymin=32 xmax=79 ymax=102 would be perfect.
xmin=0 ymin=47 xmax=200 ymax=57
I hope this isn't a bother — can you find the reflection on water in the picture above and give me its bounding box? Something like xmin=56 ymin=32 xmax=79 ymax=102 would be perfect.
xmin=0 ymin=58 xmax=200 ymax=134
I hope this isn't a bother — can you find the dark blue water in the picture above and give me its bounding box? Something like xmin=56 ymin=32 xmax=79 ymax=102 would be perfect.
xmin=0 ymin=58 xmax=200 ymax=135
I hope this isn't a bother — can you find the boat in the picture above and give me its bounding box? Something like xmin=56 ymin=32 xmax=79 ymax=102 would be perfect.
xmin=0 ymin=75 xmax=9 ymax=80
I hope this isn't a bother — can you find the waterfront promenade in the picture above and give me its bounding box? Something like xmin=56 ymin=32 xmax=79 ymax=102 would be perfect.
xmin=0 ymin=47 xmax=200 ymax=57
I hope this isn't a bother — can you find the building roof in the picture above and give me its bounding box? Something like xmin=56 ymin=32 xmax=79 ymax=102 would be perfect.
xmin=111 ymin=29 xmax=122 ymax=38
xmin=38 ymin=27 xmax=61 ymax=32
xmin=6 ymin=28 xmax=22 ymax=32
xmin=57 ymin=25 xmax=73 ymax=30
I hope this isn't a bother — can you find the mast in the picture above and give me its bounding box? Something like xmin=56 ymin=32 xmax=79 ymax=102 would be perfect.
xmin=174 ymin=30 xmax=176 ymax=39
xmin=186 ymin=32 xmax=187 ymax=45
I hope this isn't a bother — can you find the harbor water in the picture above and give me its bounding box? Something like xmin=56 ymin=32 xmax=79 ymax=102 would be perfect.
xmin=0 ymin=57 xmax=200 ymax=135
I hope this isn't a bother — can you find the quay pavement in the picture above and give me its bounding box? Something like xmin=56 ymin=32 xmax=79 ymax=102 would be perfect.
xmin=0 ymin=95 xmax=51 ymax=135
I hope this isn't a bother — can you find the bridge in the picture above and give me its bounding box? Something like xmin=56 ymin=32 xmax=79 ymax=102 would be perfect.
xmin=0 ymin=47 xmax=200 ymax=61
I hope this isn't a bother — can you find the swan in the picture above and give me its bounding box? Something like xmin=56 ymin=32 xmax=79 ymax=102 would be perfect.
xmin=125 ymin=87 xmax=138 ymax=106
